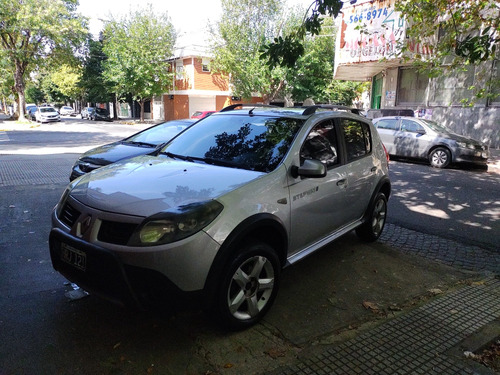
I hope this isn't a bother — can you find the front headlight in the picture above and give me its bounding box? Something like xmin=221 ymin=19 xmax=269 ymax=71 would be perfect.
xmin=456 ymin=141 xmax=475 ymax=150
xmin=129 ymin=200 xmax=223 ymax=246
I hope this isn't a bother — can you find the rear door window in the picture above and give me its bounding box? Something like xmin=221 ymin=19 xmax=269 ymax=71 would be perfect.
xmin=300 ymin=120 xmax=339 ymax=168
xmin=340 ymin=118 xmax=372 ymax=162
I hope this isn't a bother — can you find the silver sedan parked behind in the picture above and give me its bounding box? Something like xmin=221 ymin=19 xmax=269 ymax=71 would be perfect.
xmin=373 ymin=116 xmax=489 ymax=168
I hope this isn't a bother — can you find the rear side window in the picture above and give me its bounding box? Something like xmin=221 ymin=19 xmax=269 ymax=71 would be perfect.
xmin=375 ymin=119 xmax=399 ymax=130
xmin=341 ymin=119 xmax=372 ymax=161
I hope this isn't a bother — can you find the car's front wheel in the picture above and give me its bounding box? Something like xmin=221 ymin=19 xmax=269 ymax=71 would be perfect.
xmin=213 ymin=241 xmax=280 ymax=330
xmin=356 ymin=192 xmax=387 ymax=242
xmin=429 ymin=147 xmax=451 ymax=168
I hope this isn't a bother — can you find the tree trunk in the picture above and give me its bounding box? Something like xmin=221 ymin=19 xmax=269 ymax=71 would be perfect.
xmin=139 ymin=99 xmax=145 ymax=122
xmin=113 ymin=93 xmax=118 ymax=120
xmin=14 ymin=60 xmax=27 ymax=121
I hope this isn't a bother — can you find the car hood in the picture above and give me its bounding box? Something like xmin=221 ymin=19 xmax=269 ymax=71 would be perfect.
xmin=70 ymin=155 xmax=264 ymax=217
xmin=80 ymin=142 xmax=157 ymax=166
xmin=436 ymin=132 xmax=483 ymax=145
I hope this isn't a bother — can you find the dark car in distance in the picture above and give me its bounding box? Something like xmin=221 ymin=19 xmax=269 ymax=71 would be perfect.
xmin=70 ymin=118 xmax=197 ymax=180
xmin=27 ymin=106 xmax=38 ymax=121
xmin=90 ymin=107 xmax=112 ymax=121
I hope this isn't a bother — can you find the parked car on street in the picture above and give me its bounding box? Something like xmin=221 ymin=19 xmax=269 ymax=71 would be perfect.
xmin=70 ymin=118 xmax=197 ymax=181
xmin=59 ymin=106 xmax=76 ymax=116
xmin=27 ymin=106 xmax=38 ymax=121
xmin=90 ymin=107 xmax=112 ymax=121
xmin=35 ymin=106 xmax=60 ymax=123
xmin=49 ymin=104 xmax=391 ymax=329
xmin=191 ymin=110 xmax=215 ymax=119
xmin=81 ymin=107 xmax=95 ymax=119
xmin=26 ymin=104 xmax=37 ymax=117
xmin=372 ymin=116 xmax=489 ymax=168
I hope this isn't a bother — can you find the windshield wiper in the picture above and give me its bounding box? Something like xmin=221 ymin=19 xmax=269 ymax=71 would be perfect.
xmin=123 ymin=141 xmax=156 ymax=147
xmin=162 ymin=152 xmax=193 ymax=161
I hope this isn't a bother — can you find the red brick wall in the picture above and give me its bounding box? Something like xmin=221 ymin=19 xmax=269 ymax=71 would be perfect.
xmin=193 ymin=58 xmax=229 ymax=91
xmin=174 ymin=95 xmax=189 ymax=119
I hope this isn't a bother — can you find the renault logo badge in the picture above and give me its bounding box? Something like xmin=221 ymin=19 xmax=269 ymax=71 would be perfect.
xmin=79 ymin=215 xmax=92 ymax=236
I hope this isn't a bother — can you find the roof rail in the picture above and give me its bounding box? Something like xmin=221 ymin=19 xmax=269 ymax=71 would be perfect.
xmin=302 ymin=105 xmax=361 ymax=116
xmin=219 ymin=103 xmax=280 ymax=112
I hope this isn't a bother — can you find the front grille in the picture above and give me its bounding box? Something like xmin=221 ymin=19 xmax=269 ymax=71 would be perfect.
xmin=98 ymin=220 xmax=138 ymax=245
xmin=60 ymin=203 xmax=80 ymax=228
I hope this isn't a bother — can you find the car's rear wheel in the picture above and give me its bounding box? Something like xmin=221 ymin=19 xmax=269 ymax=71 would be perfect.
xmin=429 ymin=147 xmax=451 ymax=168
xmin=213 ymin=241 xmax=280 ymax=330
xmin=356 ymin=192 xmax=387 ymax=242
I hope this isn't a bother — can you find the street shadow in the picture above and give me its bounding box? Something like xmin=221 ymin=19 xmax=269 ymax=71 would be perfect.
xmin=387 ymin=160 xmax=499 ymax=250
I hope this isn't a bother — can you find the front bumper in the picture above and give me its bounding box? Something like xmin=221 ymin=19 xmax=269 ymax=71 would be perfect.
xmin=456 ymin=147 xmax=489 ymax=165
xmin=39 ymin=116 xmax=60 ymax=122
xmin=49 ymin=228 xmax=196 ymax=309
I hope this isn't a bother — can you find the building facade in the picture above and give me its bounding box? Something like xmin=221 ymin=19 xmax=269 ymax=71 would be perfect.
xmin=334 ymin=0 xmax=499 ymax=148
xmin=157 ymin=46 xmax=261 ymax=122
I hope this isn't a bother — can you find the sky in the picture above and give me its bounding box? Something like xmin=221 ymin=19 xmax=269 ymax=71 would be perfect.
xmin=77 ymin=0 xmax=308 ymax=48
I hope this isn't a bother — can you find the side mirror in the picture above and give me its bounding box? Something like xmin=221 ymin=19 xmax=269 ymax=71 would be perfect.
xmin=291 ymin=159 xmax=327 ymax=178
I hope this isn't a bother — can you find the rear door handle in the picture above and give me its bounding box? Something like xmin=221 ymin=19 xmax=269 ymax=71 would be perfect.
xmin=371 ymin=167 xmax=377 ymax=172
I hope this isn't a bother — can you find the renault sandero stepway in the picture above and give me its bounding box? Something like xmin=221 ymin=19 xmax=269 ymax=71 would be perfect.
xmin=49 ymin=104 xmax=391 ymax=330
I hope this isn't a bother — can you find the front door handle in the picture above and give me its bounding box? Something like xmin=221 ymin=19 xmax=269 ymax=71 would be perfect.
xmin=337 ymin=179 xmax=346 ymax=187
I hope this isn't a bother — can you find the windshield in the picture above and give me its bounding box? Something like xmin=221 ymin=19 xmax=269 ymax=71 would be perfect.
xmin=126 ymin=121 xmax=192 ymax=146
xmin=420 ymin=119 xmax=453 ymax=134
xmin=96 ymin=108 xmax=108 ymax=115
xmin=162 ymin=114 xmax=304 ymax=172
xmin=41 ymin=108 xmax=56 ymax=113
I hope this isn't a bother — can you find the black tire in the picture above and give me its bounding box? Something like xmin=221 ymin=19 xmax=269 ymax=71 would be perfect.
xmin=213 ymin=241 xmax=280 ymax=330
xmin=429 ymin=147 xmax=451 ymax=168
xmin=356 ymin=192 xmax=387 ymax=242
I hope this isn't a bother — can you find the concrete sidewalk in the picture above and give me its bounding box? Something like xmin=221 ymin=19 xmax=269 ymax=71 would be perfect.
xmin=268 ymin=277 xmax=499 ymax=375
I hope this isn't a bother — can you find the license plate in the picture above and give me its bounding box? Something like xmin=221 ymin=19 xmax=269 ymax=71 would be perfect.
xmin=61 ymin=243 xmax=87 ymax=271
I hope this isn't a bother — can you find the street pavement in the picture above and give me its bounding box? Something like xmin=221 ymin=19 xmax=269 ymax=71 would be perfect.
xmin=0 ymin=114 xmax=499 ymax=374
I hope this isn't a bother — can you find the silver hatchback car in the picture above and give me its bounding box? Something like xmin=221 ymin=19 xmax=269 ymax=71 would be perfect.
xmin=372 ymin=116 xmax=489 ymax=168
xmin=49 ymin=105 xmax=391 ymax=329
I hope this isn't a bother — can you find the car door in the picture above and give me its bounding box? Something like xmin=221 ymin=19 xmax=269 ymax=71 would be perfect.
xmin=396 ymin=119 xmax=429 ymax=158
xmin=337 ymin=117 xmax=377 ymax=223
xmin=288 ymin=120 xmax=351 ymax=253
xmin=374 ymin=118 xmax=400 ymax=154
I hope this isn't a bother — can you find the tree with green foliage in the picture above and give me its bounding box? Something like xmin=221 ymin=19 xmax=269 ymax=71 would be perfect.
xmin=209 ymin=0 xmax=289 ymax=104
xmin=286 ymin=16 xmax=336 ymax=103
xmin=25 ymin=84 xmax=44 ymax=105
xmin=0 ymin=51 xmax=14 ymax=112
xmin=289 ymin=17 xmax=367 ymax=106
xmin=50 ymin=65 xmax=84 ymax=105
xmin=80 ymin=38 xmax=114 ymax=106
xmin=102 ymin=5 xmax=176 ymax=122
xmin=0 ymin=0 xmax=88 ymax=120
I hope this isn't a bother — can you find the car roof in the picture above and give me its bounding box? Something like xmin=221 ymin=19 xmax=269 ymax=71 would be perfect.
xmin=372 ymin=116 xmax=421 ymax=121
xmin=216 ymin=104 xmax=364 ymax=120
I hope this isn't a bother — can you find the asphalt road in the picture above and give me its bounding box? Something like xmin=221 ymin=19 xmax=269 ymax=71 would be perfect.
xmin=386 ymin=160 xmax=499 ymax=251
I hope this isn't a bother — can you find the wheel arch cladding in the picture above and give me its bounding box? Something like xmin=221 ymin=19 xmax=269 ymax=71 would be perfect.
xmin=203 ymin=213 xmax=288 ymax=297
